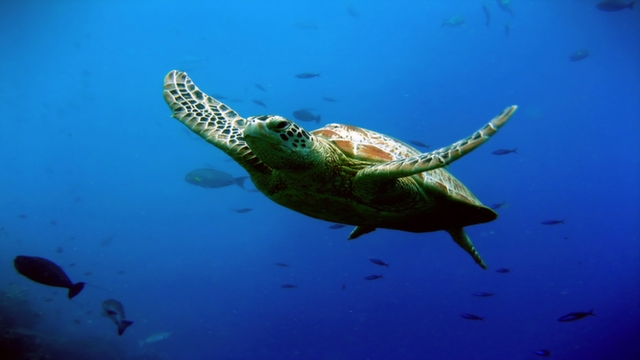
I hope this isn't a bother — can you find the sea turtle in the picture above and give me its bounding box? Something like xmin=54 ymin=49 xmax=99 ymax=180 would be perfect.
xmin=163 ymin=71 xmax=517 ymax=269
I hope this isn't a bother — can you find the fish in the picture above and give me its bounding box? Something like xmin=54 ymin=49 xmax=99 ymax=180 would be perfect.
xmin=139 ymin=332 xmax=171 ymax=347
xmin=441 ymin=16 xmax=465 ymax=27
xmin=504 ymin=23 xmax=513 ymax=37
xmin=231 ymin=208 xmax=253 ymax=213
xmin=472 ymin=292 xmax=494 ymax=297
xmin=408 ymin=140 xmax=430 ymax=149
xmin=570 ymin=49 xmax=590 ymax=62
xmin=322 ymin=97 xmax=337 ymax=102
xmin=496 ymin=0 xmax=514 ymax=17
xmin=541 ymin=220 xmax=565 ymax=225
xmin=84 ymin=271 xmax=93 ymax=276
xmin=102 ymin=299 xmax=134 ymax=336
xmin=292 ymin=109 xmax=321 ymax=123
xmin=210 ymin=93 xmax=227 ymax=99
xmin=489 ymin=202 xmax=506 ymax=210
xmin=274 ymin=263 xmax=290 ymax=267
xmin=534 ymin=349 xmax=551 ymax=357
xmin=252 ymin=99 xmax=267 ymax=108
xmin=495 ymin=268 xmax=510 ymax=273
xmin=596 ymin=0 xmax=635 ymax=11
xmin=295 ymin=73 xmax=320 ymax=79
xmin=55 ymin=246 xmax=64 ymax=254
xmin=341 ymin=284 xmax=346 ymax=290
xmin=13 ymin=255 xmax=85 ymax=299
xmin=557 ymin=309 xmax=595 ymax=322
xmin=49 ymin=220 xmax=58 ymax=226
xmin=460 ymin=313 xmax=484 ymax=321
xmin=364 ymin=274 xmax=383 ymax=280
xmin=281 ymin=284 xmax=298 ymax=289
xmin=184 ymin=168 xmax=250 ymax=190
xmin=328 ymin=224 xmax=346 ymax=229
xmin=18 ymin=214 xmax=28 ymax=219
xmin=347 ymin=4 xmax=359 ymax=18
xmin=369 ymin=258 xmax=389 ymax=267
xmin=254 ymin=83 xmax=267 ymax=92
xmin=491 ymin=148 xmax=517 ymax=155
xmin=482 ymin=3 xmax=491 ymax=27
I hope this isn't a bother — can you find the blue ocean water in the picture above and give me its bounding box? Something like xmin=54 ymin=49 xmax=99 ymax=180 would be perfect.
xmin=1 ymin=1 xmax=639 ymax=359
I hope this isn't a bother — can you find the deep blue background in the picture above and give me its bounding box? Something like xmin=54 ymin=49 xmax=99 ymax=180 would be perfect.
xmin=1 ymin=1 xmax=639 ymax=359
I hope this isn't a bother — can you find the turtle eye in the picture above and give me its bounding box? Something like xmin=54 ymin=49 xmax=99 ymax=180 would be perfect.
xmin=268 ymin=118 xmax=289 ymax=131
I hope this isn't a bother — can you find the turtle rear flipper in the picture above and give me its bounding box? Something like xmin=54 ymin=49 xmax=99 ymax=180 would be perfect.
xmin=356 ymin=106 xmax=517 ymax=183
xmin=446 ymin=228 xmax=487 ymax=269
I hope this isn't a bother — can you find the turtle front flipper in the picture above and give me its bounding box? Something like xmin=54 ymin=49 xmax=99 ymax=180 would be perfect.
xmin=356 ymin=106 xmax=516 ymax=182
xmin=163 ymin=71 xmax=269 ymax=174
xmin=446 ymin=228 xmax=487 ymax=269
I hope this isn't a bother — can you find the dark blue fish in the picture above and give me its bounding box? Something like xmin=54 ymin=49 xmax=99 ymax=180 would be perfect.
xmin=496 ymin=0 xmax=514 ymax=17
xmin=369 ymin=259 xmax=389 ymax=267
xmin=460 ymin=313 xmax=484 ymax=321
xmin=482 ymin=3 xmax=491 ymax=27
xmin=210 ymin=93 xmax=227 ymax=100
xmin=491 ymin=148 xmax=517 ymax=155
xmin=254 ymin=83 xmax=267 ymax=92
xmin=292 ymin=109 xmax=321 ymax=123
xmin=557 ymin=309 xmax=595 ymax=322
xmin=341 ymin=283 xmax=346 ymax=290
xmin=570 ymin=49 xmax=590 ymax=62
xmin=597 ymin=0 xmax=635 ymax=11
xmin=14 ymin=256 xmax=85 ymax=299
xmin=328 ymin=224 xmax=346 ymax=229
xmin=102 ymin=299 xmax=134 ymax=336
xmin=185 ymin=168 xmax=249 ymax=190
xmin=472 ymin=292 xmax=494 ymax=297
xmin=295 ymin=73 xmax=320 ymax=79
xmin=252 ymin=99 xmax=267 ymax=108
xmin=495 ymin=268 xmax=510 ymax=273
xmin=231 ymin=208 xmax=253 ymax=213
xmin=281 ymin=284 xmax=297 ymax=289
xmin=322 ymin=97 xmax=337 ymax=102
xmin=504 ymin=23 xmax=512 ymax=37
xmin=541 ymin=219 xmax=565 ymax=225
xmin=274 ymin=262 xmax=290 ymax=267
xmin=364 ymin=274 xmax=383 ymax=280
xmin=408 ymin=140 xmax=430 ymax=149
xmin=534 ymin=349 xmax=551 ymax=357
xmin=489 ymin=202 xmax=506 ymax=210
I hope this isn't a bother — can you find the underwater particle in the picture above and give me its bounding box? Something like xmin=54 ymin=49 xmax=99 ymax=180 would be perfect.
xmin=281 ymin=284 xmax=298 ymax=289
xmin=495 ymin=268 xmax=510 ymax=273
xmin=274 ymin=262 xmax=290 ymax=267
xmin=534 ymin=349 xmax=551 ymax=356
xmin=231 ymin=208 xmax=253 ymax=213
xmin=472 ymin=292 xmax=494 ymax=297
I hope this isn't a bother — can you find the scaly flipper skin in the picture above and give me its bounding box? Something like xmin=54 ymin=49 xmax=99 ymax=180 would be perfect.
xmin=356 ymin=106 xmax=517 ymax=182
xmin=163 ymin=70 xmax=269 ymax=175
xmin=446 ymin=228 xmax=486 ymax=269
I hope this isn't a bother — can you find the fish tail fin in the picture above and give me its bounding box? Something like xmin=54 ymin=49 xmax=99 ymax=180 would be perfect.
xmin=588 ymin=309 xmax=595 ymax=316
xmin=316 ymin=115 xmax=322 ymax=123
xmin=68 ymin=282 xmax=86 ymax=299
xmin=118 ymin=320 xmax=134 ymax=336
xmin=513 ymin=148 xmax=518 ymax=153
xmin=561 ymin=220 xmax=566 ymax=224
xmin=234 ymin=176 xmax=249 ymax=190
xmin=629 ymin=2 xmax=635 ymax=9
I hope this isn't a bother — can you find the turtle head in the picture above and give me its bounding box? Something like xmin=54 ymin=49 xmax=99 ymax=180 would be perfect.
xmin=243 ymin=115 xmax=317 ymax=170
